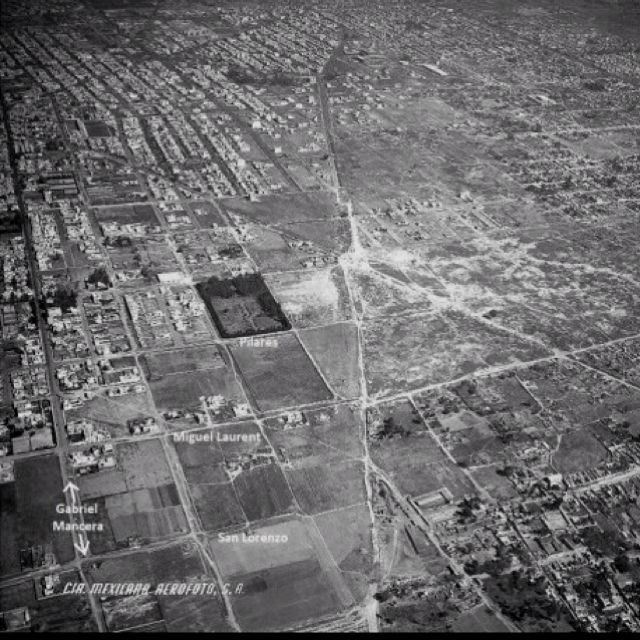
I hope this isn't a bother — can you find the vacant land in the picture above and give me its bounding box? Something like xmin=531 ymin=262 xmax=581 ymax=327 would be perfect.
xmin=220 ymin=191 xmax=339 ymax=225
xmin=93 ymin=204 xmax=160 ymax=227
xmin=450 ymin=606 xmax=512 ymax=633
xmin=363 ymin=310 xmax=549 ymax=397
xmin=264 ymin=267 xmax=352 ymax=328
xmin=0 ymin=574 xmax=97 ymax=632
xmin=69 ymin=390 xmax=157 ymax=439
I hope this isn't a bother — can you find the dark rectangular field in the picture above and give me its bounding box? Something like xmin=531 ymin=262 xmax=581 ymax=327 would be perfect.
xmin=4 ymin=456 xmax=75 ymax=575
xmin=196 ymin=273 xmax=290 ymax=338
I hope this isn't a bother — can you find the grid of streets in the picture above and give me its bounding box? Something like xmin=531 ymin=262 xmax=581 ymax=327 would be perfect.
xmin=1 ymin=0 xmax=640 ymax=634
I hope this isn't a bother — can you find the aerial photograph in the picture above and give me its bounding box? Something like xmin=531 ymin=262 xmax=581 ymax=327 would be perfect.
xmin=0 ymin=0 xmax=639 ymax=633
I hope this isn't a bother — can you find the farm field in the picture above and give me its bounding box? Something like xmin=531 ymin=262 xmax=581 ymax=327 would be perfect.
xmin=233 ymin=463 xmax=297 ymax=522
xmin=0 ymin=456 xmax=74 ymax=578
xmin=314 ymin=504 xmax=375 ymax=602
xmin=84 ymin=542 xmax=232 ymax=632
xmin=299 ymin=322 xmax=361 ymax=399
xmin=171 ymin=421 xmax=284 ymax=531
xmin=140 ymin=344 xmax=246 ymax=417
xmin=229 ymin=332 xmax=333 ymax=411
xmin=75 ymin=440 xmax=187 ymax=552
xmin=209 ymin=517 xmax=354 ymax=631
xmin=264 ymin=404 xmax=364 ymax=467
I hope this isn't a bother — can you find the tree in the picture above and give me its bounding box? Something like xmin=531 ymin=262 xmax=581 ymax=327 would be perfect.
xmin=614 ymin=553 xmax=631 ymax=573
xmin=52 ymin=286 xmax=77 ymax=312
xmin=87 ymin=267 xmax=110 ymax=288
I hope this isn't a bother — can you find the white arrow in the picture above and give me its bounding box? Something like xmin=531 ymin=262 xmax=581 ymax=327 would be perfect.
xmin=63 ymin=481 xmax=80 ymax=505
xmin=74 ymin=534 xmax=90 ymax=557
